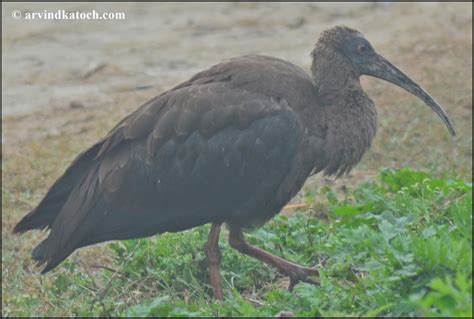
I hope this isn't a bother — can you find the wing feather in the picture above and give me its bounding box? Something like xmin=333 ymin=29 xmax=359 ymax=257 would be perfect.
xmin=17 ymin=55 xmax=322 ymax=273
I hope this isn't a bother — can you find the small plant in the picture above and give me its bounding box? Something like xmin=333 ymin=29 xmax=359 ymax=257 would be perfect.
xmin=3 ymin=168 xmax=471 ymax=316
xmin=106 ymin=168 xmax=471 ymax=317
xmin=410 ymin=273 xmax=472 ymax=317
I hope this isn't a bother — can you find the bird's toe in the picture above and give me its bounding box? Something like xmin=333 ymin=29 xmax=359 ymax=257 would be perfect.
xmin=287 ymin=266 xmax=320 ymax=291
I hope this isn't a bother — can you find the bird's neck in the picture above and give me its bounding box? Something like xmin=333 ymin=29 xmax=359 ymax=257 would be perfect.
xmin=311 ymin=52 xmax=360 ymax=105
xmin=321 ymin=83 xmax=378 ymax=176
xmin=310 ymin=55 xmax=378 ymax=176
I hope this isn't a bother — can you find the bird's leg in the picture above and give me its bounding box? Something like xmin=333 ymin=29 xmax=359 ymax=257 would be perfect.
xmin=204 ymin=223 xmax=224 ymax=300
xmin=228 ymin=227 xmax=319 ymax=291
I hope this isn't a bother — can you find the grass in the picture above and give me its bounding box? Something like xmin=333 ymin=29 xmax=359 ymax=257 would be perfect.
xmin=2 ymin=4 xmax=472 ymax=315
xmin=2 ymin=168 xmax=472 ymax=317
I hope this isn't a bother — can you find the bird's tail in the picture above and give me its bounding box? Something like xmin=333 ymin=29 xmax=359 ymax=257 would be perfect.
xmin=30 ymin=237 xmax=76 ymax=274
xmin=29 ymin=166 xmax=105 ymax=273
xmin=13 ymin=143 xmax=102 ymax=234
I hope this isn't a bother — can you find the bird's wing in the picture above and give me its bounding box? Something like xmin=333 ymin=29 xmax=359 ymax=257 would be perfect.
xmin=96 ymin=54 xmax=314 ymax=158
xmin=31 ymin=77 xmax=306 ymax=273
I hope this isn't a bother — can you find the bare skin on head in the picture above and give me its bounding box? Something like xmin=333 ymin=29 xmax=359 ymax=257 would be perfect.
xmin=13 ymin=26 xmax=455 ymax=299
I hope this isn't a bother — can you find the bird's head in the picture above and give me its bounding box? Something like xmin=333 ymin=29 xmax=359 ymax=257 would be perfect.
xmin=312 ymin=26 xmax=455 ymax=136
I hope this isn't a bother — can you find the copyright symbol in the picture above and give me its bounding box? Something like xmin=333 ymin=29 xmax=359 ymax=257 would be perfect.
xmin=12 ymin=10 xmax=21 ymax=20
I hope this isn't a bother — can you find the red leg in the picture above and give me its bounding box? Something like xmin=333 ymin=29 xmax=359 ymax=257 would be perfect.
xmin=204 ymin=223 xmax=224 ymax=300
xmin=228 ymin=227 xmax=319 ymax=290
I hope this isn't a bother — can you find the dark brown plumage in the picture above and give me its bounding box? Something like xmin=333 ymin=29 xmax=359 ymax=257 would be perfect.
xmin=14 ymin=26 xmax=455 ymax=299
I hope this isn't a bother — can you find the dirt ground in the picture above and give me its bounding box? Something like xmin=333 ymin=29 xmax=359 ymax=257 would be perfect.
xmin=2 ymin=1 xmax=472 ymax=200
xmin=1 ymin=2 xmax=471 ymax=116
xmin=1 ymin=2 xmax=472 ymax=315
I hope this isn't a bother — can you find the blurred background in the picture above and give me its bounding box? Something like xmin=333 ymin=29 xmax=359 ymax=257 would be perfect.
xmin=2 ymin=2 xmax=472 ymax=316
xmin=2 ymin=0 xmax=472 ymax=244
xmin=2 ymin=2 xmax=471 ymax=173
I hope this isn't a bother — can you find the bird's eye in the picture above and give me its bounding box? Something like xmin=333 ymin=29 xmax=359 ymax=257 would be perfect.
xmin=357 ymin=44 xmax=368 ymax=54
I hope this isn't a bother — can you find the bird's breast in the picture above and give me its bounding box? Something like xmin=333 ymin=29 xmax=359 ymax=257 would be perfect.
xmin=318 ymin=95 xmax=377 ymax=177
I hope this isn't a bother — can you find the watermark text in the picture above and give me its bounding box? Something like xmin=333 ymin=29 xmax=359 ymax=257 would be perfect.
xmin=11 ymin=9 xmax=125 ymax=21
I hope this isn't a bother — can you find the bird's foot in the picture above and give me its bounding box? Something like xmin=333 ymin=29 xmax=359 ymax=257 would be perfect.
xmin=285 ymin=265 xmax=319 ymax=291
xmin=228 ymin=227 xmax=319 ymax=292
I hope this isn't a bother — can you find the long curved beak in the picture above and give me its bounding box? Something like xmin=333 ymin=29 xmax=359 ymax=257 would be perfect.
xmin=363 ymin=54 xmax=456 ymax=136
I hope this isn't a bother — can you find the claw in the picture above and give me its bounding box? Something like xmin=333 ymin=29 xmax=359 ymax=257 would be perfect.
xmin=228 ymin=228 xmax=320 ymax=295
xmin=288 ymin=267 xmax=320 ymax=291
